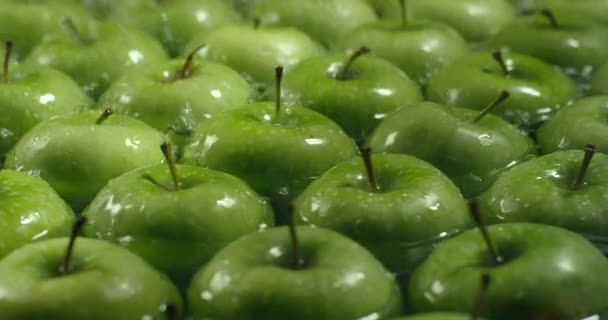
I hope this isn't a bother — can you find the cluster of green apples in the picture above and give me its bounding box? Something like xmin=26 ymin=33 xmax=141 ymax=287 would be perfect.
xmin=1 ymin=0 xmax=608 ymax=319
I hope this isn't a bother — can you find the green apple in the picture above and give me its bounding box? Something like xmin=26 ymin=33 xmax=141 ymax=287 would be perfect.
xmin=427 ymin=50 xmax=577 ymax=131
xmin=537 ymin=96 xmax=608 ymax=153
xmin=409 ymin=223 xmax=608 ymax=319
xmin=478 ymin=146 xmax=608 ymax=252
xmin=97 ymin=48 xmax=252 ymax=148
xmin=249 ymin=0 xmax=378 ymax=48
xmin=0 ymin=169 xmax=74 ymax=259
xmin=84 ymin=143 xmax=273 ymax=289
xmin=181 ymin=68 xmax=358 ymax=223
xmin=27 ymin=22 xmax=168 ymax=99
xmin=188 ymin=226 xmax=402 ymax=319
xmin=0 ymin=234 xmax=183 ymax=319
xmin=281 ymin=47 xmax=422 ymax=145
xmin=183 ymin=24 xmax=324 ymax=95
xmin=368 ymin=98 xmax=537 ymax=198
xmin=294 ymin=152 xmax=471 ymax=288
xmin=0 ymin=44 xmax=92 ymax=158
xmin=591 ymin=61 xmax=608 ymax=94
xmin=3 ymin=110 xmax=165 ymax=212
xmin=339 ymin=17 xmax=468 ymax=89
xmin=489 ymin=10 xmax=608 ymax=87
xmin=109 ymin=0 xmax=241 ymax=56
xmin=0 ymin=2 xmax=98 ymax=60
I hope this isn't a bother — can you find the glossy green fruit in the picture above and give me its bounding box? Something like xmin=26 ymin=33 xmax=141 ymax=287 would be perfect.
xmin=0 ymin=170 xmax=74 ymax=259
xmin=294 ymin=154 xmax=471 ymax=286
xmin=4 ymin=111 xmax=165 ymax=212
xmin=489 ymin=12 xmax=608 ymax=84
xmin=97 ymin=58 xmax=252 ymax=142
xmin=369 ymin=101 xmax=536 ymax=198
xmin=27 ymin=22 xmax=167 ymax=99
xmin=537 ymin=96 xmax=608 ymax=153
xmin=0 ymin=238 xmax=183 ymax=319
xmin=110 ymin=0 xmax=241 ymax=56
xmin=249 ymin=0 xmax=377 ymax=48
xmin=84 ymin=164 xmax=273 ymax=288
xmin=0 ymin=63 xmax=91 ymax=157
xmin=184 ymin=24 xmax=323 ymax=95
xmin=479 ymin=149 xmax=608 ymax=246
xmin=409 ymin=223 xmax=608 ymax=319
xmin=188 ymin=226 xmax=402 ymax=319
xmin=181 ymin=102 xmax=358 ymax=223
xmin=427 ymin=51 xmax=577 ymax=131
xmin=282 ymin=52 xmax=422 ymax=144
xmin=339 ymin=19 xmax=468 ymax=88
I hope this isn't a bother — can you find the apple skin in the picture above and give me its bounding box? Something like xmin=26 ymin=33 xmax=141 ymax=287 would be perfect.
xmin=338 ymin=19 xmax=468 ymax=88
xmin=181 ymin=102 xmax=359 ymax=223
xmin=249 ymin=0 xmax=378 ymax=48
xmin=3 ymin=111 xmax=165 ymax=212
xmin=489 ymin=13 xmax=608 ymax=85
xmin=537 ymin=96 xmax=608 ymax=153
xmin=188 ymin=226 xmax=403 ymax=320
xmin=366 ymin=0 xmax=515 ymax=42
xmin=109 ymin=0 xmax=241 ymax=56
xmin=0 ymin=237 xmax=183 ymax=319
xmin=368 ymin=101 xmax=537 ymax=198
xmin=26 ymin=22 xmax=168 ymax=99
xmin=294 ymin=154 xmax=471 ymax=287
xmin=281 ymin=53 xmax=422 ymax=145
xmin=0 ymin=170 xmax=74 ymax=259
xmin=427 ymin=51 xmax=577 ymax=131
xmin=0 ymin=63 xmax=92 ymax=158
xmin=0 ymin=3 xmax=98 ymax=59
xmin=478 ymin=150 xmax=608 ymax=249
xmin=84 ymin=164 xmax=273 ymax=289
xmin=97 ymin=58 xmax=252 ymax=143
xmin=409 ymin=223 xmax=608 ymax=319
xmin=591 ymin=62 xmax=608 ymax=95
xmin=183 ymin=24 xmax=324 ymax=95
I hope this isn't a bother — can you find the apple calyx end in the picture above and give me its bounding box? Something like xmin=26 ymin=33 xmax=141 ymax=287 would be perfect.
xmin=59 ymin=215 xmax=87 ymax=275
xmin=336 ymin=46 xmax=371 ymax=81
xmin=468 ymin=200 xmax=501 ymax=266
xmin=160 ymin=142 xmax=181 ymax=191
xmin=539 ymin=8 xmax=559 ymax=29
xmin=473 ymin=90 xmax=510 ymax=123
xmin=95 ymin=108 xmax=113 ymax=125
xmin=3 ymin=41 xmax=12 ymax=83
xmin=360 ymin=146 xmax=381 ymax=192
xmin=180 ymin=44 xmax=206 ymax=79
xmin=573 ymin=144 xmax=597 ymax=189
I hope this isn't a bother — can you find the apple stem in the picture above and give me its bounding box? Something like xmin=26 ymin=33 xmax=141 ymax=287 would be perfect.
xmin=491 ymin=50 xmax=509 ymax=76
xmin=253 ymin=18 xmax=262 ymax=29
xmin=574 ymin=144 xmax=597 ymax=188
xmin=3 ymin=41 xmax=12 ymax=83
xmin=287 ymin=204 xmax=305 ymax=269
xmin=164 ymin=304 xmax=178 ymax=320
xmin=473 ymin=90 xmax=510 ymax=123
xmin=180 ymin=44 xmax=206 ymax=79
xmin=399 ymin=0 xmax=408 ymax=27
xmin=540 ymin=8 xmax=559 ymax=29
xmin=469 ymin=200 xmax=501 ymax=265
xmin=274 ymin=65 xmax=284 ymax=121
xmin=360 ymin=146 xmax=381 ymax=192
xmin=336 ymin=46 xmax=371 ymax=80
xmin=59 ymin=215 xmax=87 ymax=275
xmin=160 ymin=142 xmax=181 ymax=191
xmin=470 ymin=273 xmax=491 ymax=320
xmin=95 ymin=108 xmax=113 ymax=125
xmin=61 ymin=17 xmax=88 ymax=46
